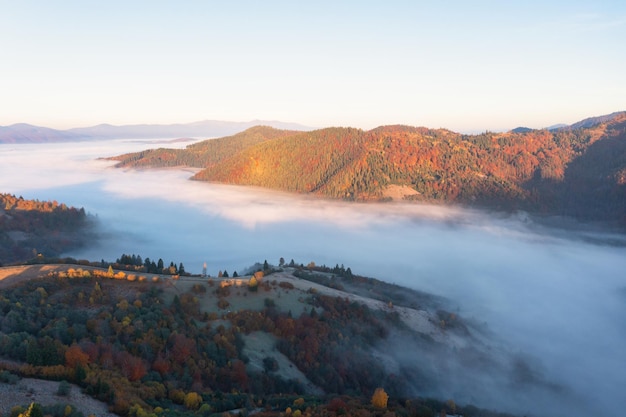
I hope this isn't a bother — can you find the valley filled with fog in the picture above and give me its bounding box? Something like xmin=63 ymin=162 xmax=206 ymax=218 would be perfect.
xmin=2 ymin=139 xmax=625 ymax=417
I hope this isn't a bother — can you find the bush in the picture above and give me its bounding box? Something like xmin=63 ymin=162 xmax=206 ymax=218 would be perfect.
xmin=0 ymin=370 xmax=20 ymax=384
xmin=57 ymin=380 xmax=71 ymax=396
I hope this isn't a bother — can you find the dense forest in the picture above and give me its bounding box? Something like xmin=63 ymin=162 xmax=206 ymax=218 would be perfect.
xmin=0 ymin=260 xmax=520 ymax=417
xmin=0 ymin=194 xmax=90 ymax=265
xmin=113 ymin=112 xmax=626 ymax=226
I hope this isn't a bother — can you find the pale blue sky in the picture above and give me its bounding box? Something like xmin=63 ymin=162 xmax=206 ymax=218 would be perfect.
xmin=1 ymin=1 xmax=624 ymax=132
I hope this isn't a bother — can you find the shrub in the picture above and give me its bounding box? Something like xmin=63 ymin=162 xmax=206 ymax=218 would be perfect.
xmin=57 ymin=380 xmax=71 ymax=396
xmin=0 ymin=370 xmax=20 ymax=384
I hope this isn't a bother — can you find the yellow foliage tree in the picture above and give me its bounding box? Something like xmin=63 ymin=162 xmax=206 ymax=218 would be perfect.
xmin=184 ymin=392 xmax=202 ymax=410
xmin=371 ymin=387 xmax=389 ymax=409
xmin=248 ymin=276 xmax=259 ymax=291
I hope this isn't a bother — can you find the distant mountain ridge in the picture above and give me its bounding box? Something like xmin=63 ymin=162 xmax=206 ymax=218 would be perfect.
xmin=567 ymin=111 xmax=626 ymax=130
xmin=112 ymin=111 xmax=626 ymax=226
xmin=0 ymin=119 xmax=311 ymax=143
xmin=0 ymin=123 xmax=84 ymax=143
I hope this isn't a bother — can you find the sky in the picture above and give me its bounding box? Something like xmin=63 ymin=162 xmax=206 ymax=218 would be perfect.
xmin=1 ymin=0 xmax=625 ymax=132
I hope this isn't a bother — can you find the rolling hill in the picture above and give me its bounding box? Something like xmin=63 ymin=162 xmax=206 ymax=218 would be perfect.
xmin=112 ymin=112 xmax=626 ymax=226
xmin=0 ymin=259 xmax=532 ymax=417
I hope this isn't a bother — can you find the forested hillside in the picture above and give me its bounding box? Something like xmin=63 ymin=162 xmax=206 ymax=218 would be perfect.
xmin=0 ymin=194 xmax=90 ymax=264
xmin=110 ymin=126 xmax=298 ymax=169
xmin=113 ymin=112 xmax=626 ymax=225
xmin=0 ymin=261 xmax=520 ymax=417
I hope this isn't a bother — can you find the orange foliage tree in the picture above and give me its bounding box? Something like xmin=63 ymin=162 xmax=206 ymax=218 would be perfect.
xmin=371 ymin=387 xmax=389 ymax=409
xmin=65 ymin=344 xmax=90 ymax=368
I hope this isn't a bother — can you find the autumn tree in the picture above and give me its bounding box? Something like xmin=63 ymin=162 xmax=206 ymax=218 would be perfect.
xmin=371 ymin=387 xmax=388 ymax=409
xmin=248 ymin=276 xmax=259 ymax=292
xmin=65 ymin=344 xmax=89 ymax=368
xmin=184 ymin=392 xmax=202 ymax=410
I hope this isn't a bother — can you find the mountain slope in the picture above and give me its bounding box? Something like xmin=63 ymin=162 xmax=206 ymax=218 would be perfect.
xmin=193 ymin=127 xmax=367 ymax=197
xmin=110 ymin=125 xmax=300 ymax=168
xmin=112 ymin=112 xmax=626 ymax=225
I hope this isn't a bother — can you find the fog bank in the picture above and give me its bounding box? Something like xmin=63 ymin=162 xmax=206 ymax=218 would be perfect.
xmin=2 ymin=140 xmax=625 ymax=416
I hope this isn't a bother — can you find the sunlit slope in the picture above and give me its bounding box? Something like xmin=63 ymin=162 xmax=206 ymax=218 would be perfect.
xmin=114 ymin=113 xmax=626 ymax=223
xmin=193 ymin=127 xmax=367 ymax=197
xmin=110 ymin=125 xmax=298 ymax=168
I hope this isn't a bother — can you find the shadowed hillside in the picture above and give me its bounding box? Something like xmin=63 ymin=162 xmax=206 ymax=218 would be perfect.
xmin=0 ymin=194 xmax=91 ymax=264
xmin=113 ymin=112 xmax=626 ymax=226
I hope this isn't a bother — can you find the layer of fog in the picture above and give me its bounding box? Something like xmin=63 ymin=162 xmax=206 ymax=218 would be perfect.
xmin=2 ymin=140 xmax=625 ymax=417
